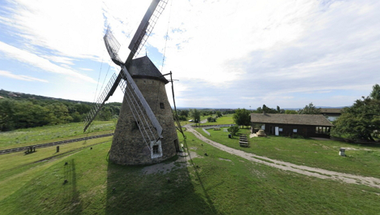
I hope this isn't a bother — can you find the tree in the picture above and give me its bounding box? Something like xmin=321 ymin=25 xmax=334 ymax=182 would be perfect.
xmin=190 ymin=109 xmax=201 ymax=124
xmin=0 ymin=99 xmax=16 ymax=131
xmin=332 ymin=85 xmax=380 ymax=141
xmin=370 ymin=84 xmax=380 ymax=100
xmin=207 ymin=116 xmax=216 ymax=122
xmin=254 ymin=104 xmax=279 ymax=113
xmin=233 ymin=108 xmax=251 ymax=127
xmin=179 ymin=110 xmax=189 ymax=118
xmin=46 ymin=103 xmax=73 ymax=125
xmin=97 ymin=106 xmax=113 ymax=121
xmin=216 ymin=111 xmax=222 ymax=117
xmin=13 ymin=101 xmax=50 ymax=128
xmin=276 ymin=106 xmax=285 ymax=113
xmin=298 ymin=103 xmax=321 ymax=114
xmin=228 ymin=125 xmax=239 ymax=137
xmin=285 ymin=110 xmax=297 ymax=114
xmin=174 ymin=110 xmax=187 ymax=121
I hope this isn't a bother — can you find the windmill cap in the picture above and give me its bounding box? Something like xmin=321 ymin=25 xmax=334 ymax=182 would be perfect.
xmin=128 ymin=56 xmax=169 ymax=84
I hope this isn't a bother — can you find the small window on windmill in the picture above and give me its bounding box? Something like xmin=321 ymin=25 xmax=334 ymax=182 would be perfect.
xmin=133 ymin=121 xmax=139 ymax=130
xmin=160 ymin=102 xmax=164 ymax=109
xmin=150 ymin=140 xmax=162 ymax=159
xmin=152 ymin=145 xmax=159 ymax=154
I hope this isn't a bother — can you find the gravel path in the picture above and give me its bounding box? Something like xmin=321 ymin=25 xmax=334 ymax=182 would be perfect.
xmin=186 ymin=125 xmax=380 ymax=189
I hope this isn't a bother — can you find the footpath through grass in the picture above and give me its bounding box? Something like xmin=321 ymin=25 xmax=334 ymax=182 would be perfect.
xmin=198 ymin=127 xmax=380 ymax=179
xmin=1 ymin=126 xmax=380 ymax=214
xmin=0 ymin=120 xmax=116 ymax=150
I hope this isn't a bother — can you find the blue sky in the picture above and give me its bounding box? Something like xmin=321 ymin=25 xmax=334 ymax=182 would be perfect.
xmin=0 ymin=0 xmax=379 ymax=109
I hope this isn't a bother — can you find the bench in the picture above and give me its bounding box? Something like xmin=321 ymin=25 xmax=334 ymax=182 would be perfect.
xmin=239 ymin=135 xmax=249 ymax=147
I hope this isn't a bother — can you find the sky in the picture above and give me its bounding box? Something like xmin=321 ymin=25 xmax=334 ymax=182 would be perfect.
xmin=0 ymin=0 xmax=379 ymax=109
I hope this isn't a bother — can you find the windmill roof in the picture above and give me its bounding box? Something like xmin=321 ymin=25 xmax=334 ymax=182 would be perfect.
xmin=128 ymin=56 xmax=168 ymax=84
xmin=250 ymin=113 xmax=333 ymax=127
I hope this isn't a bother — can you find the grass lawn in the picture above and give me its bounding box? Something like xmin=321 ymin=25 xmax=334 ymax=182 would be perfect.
xmin=0 ymin=136 xmax=112 ymax=202
xmin=201 ymin=114 xmax=234 ymax=126
xmin=0 ymin=120 xmax=116 ymax=150
xmin=1 ymin=123 xmax=380 ymax=214
xmin=198 ymin=127 xmax=380 ymax=179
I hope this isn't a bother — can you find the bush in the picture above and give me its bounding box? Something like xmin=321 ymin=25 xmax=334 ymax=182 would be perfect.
xmin=207 ymin=117 xmax=216 ymax=122
xmin=228 ymin=125 xmax=239 ymax=137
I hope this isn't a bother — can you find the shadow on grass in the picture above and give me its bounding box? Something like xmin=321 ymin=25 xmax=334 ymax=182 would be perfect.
xmin=62 ymin=159 xmax=82 ymax=214
xmin=0 ymin=158 xmax=83 ymax=214
xmin=331 ymin=136 xmax=380 ymax=148
xmin=105 ymin=139 xmax=220 ymax=215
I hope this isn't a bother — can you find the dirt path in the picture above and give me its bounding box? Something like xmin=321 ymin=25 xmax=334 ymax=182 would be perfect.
xmin=186 ymin=125 xmax=380 ymax=189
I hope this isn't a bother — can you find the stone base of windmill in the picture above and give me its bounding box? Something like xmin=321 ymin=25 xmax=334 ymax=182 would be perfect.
xmin=109 ymin=136 xmax=178 ymax=166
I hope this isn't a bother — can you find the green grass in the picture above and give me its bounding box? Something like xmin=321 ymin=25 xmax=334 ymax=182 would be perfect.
xmin=199 ymin=127 xmax=380 ymax=178
xmin=0 ymin=136 xmax=112 ymax=202
xmin=1 ymin=123 xmax=380 ymax=214
xmin=0 ymin=120 xmax=116 ymax=150
xmin=201 ymin=114 xmax=234 ymax=126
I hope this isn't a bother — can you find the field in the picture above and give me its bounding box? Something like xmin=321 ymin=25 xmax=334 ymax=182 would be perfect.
xmin=0 ymin=120 xmax=116 ymax=150
xmin=198 ymin=127 xmax=380 ymax=178
xmin=1 ymin=121 xmax=380 ymax=214
xmin=201 ymin=114 xmax=234 ymax=125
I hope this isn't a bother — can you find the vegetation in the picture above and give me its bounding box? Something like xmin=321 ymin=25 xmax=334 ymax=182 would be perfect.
xmin=1 ymin=125 xmax=380 ymax=214
xmin=370 ymin=84 xmax=380 ymax=100
xmin=0 ymin=90 xmax=121 ymax=131
xmin=0 ymin=120 xmax=116 ymax=150
xmin=227 ymin=125 xmax=239 ymax=137
xmin=232 ymin=108 xmax=250 ymax=127
xmin=199 ymin=114 xmax=234 ymax=126
xmin=175 ymin=109 xmax=189 ymax=121
xmin=206 ymin=116 xmax=217 ymax=123
xmin=332 ymin=85 xmax=380 ymax=141
xmin=254 ymin=104 xmax=285 ymax=114
xmin=284 ymin=109 xmax=297 ymax=114
xmin=298 ymin=102 xmax=321 ymax=114
xmin=200 ymin=127 xmax=380 ymax=178
xmin=189 ymin=109 xmax=201 ymax=124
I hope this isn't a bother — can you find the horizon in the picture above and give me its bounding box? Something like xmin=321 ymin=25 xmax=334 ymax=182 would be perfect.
xmin=1 ymin=88 xmax=347 ymax=110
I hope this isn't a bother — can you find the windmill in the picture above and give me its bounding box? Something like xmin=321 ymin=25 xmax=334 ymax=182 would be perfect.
xmin=84 ymin=0 xmax=180 ymax=165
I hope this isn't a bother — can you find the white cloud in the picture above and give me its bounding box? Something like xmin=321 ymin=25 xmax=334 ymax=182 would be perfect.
xmin=3 ymin=0 xmax=105 ymax=60
xmin=0 ymin=70 xmax=48 ymax=82
xmin=1 ymin=0 xmax=380 ymax=108
xmin=0 ymin=41 xmax=97 ymax=83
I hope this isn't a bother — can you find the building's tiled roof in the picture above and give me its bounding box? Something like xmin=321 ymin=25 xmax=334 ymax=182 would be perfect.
xmin=128 ymin=56 xmax=169 ymax=84
xmin=251 ymin=113 xmax=333 ymax=127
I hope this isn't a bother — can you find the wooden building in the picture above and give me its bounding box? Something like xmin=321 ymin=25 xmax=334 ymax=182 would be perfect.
xmin=251 ymin=113 xmax=333 ymax=138
xmin=320 ymin=108 xmax=342 ymax=121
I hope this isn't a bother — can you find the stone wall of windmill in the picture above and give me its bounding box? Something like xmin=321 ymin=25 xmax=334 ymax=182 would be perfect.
xmin=109 ymin=56 xmax=179 ymax=165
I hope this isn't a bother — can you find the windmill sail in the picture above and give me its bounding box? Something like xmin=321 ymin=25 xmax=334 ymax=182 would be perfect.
xmin=127 ymin=0 xmax=168 ymax=61
xmin=83 ymin=0 xmax=168 ymax=132
xmin=117 ymin=67 xmax=163 ymax=149
xmin=120 ymin=65 xmax=163 ymax=138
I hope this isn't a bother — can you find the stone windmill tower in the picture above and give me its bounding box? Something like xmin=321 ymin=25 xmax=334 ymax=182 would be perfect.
xmin=84 ymin=0 xmax=179 ymax=165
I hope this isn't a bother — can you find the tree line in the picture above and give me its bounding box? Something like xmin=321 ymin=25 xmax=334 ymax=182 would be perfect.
xmin=0 ymin=95 xmax=121 ymax=131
